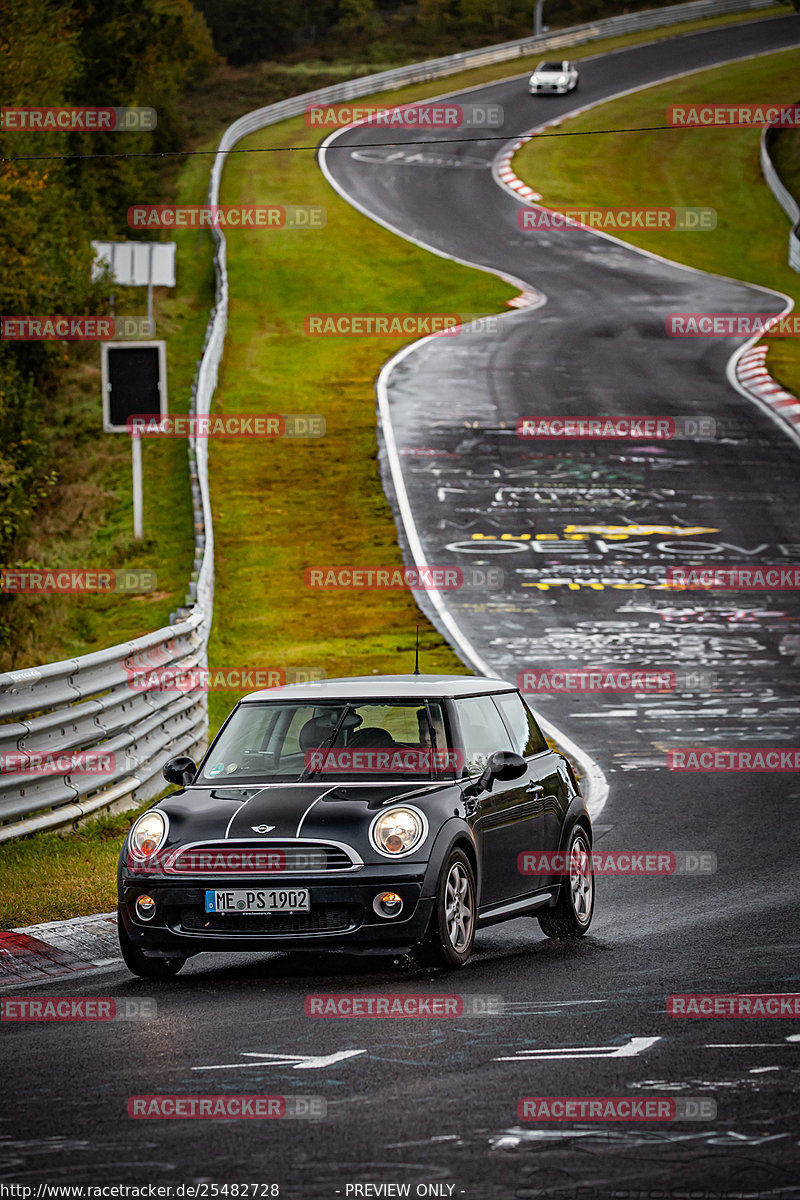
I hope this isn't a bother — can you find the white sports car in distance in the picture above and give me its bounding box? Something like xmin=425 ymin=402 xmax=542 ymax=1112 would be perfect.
xmin=528 ymin=60 xmax=579 ymax=95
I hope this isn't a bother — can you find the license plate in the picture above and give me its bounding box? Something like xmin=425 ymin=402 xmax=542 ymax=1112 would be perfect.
xmin=205 ymin=888 xmax=311 ymax=914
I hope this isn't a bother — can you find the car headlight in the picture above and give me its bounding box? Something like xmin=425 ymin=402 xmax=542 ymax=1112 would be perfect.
xmin=370 ymin=807 xmax=427 ymax=857
xmin=129 ymin=811 xmax=167 ymax=859
xmin=558 ymin=76 xmax=567 ymax=85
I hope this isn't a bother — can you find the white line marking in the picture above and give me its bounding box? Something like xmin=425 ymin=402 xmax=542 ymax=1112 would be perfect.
xmin=224 ymin=787 xmax=271 ymax=839
xmin=193 ymin=1049 xmax=367 ymax=1071
xmin=705 ymin=1040 xmax=800 ymax=1047
xmin=296 ymin=788 xmax=333 ymax=837
xmin=493 ymin=1035 xmax=660 ymax=1061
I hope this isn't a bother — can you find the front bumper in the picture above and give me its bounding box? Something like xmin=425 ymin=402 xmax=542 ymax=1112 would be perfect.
xmin=119 ymin=868 xmax=434 ymax=956
xmin=529 ymin=82 xmax=569 ymax=94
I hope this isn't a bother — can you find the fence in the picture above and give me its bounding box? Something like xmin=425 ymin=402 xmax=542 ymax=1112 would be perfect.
xmin=761 ymin=120 xmax=800 ymax=272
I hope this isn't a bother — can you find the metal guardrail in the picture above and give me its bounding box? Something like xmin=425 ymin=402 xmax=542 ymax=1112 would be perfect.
xmin=761 ymin=120 xmax=800 ymax=272
xmin=0 ymin=0 xmax=780 ymax=842
xmin=0 ymin=280 xmax=219 ymax=844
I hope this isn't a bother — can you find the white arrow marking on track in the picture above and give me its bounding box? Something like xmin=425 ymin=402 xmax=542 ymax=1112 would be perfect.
xmin=494 ymin=1035 xmax=660 ymax=1062
xmin=705 ymin=1037 xmax=800 ymax=1047
xmin=192 ymin=1050 xmax=366 ymax=1071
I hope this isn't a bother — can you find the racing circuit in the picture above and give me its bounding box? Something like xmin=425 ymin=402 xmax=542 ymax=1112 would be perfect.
xmin=3 ymin=13 xmax=800 ymax=1198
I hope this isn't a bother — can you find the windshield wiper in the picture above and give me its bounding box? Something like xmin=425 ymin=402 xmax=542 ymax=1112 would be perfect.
xmin=296 ymin=705 xmax=354 ymax=782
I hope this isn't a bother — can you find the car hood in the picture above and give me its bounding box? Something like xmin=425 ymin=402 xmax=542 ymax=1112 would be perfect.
xmin=152 ymin=779 xmax=459 ymax=848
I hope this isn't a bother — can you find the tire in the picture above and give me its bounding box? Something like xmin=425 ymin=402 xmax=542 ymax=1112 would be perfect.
xmin=415 ymin=849 xmax=477 ymax=968
xmin=538 ymin=826 xmax=594 ymax=939
xmin=118 ymin=912 xmax=187 ymax=979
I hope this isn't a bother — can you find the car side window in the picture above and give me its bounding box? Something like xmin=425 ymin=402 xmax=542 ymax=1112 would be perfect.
xmin=454 ymin=696 xmax=514 ymax=775
xmin=493 ymin=691 xmax=548 ymax=757
xmin=277 ymin=705 xmax=317 ymax=755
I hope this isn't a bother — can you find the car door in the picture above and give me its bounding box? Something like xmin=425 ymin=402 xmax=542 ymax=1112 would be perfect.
xmin=493 ymin=691 xmax=568 ymax=893
xmin=453 ymin=694 xmax=542 ymax=909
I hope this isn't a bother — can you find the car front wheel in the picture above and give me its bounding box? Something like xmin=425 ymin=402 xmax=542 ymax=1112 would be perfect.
xmin=118 ymin=913 xmax=187 ymax=979
xmin=538 ymin=827 xmax=594 ymax=938
xmin=415 ymin=849 xmax=477 ymax=968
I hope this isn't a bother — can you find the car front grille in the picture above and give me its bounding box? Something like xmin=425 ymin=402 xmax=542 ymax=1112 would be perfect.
xmin=164 ymin=840 xmax=360 ymax=875
xmin=179 ymin=906 xmax=355 ymax=934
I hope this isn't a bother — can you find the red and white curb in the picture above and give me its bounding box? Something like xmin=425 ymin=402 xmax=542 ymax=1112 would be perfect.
xmin=495 ymin=134 xmax=540 ymax=204
xmin=493 ymin=124 xmax=560 ymax=311
xmin=493 ymin=138 xmax=544 ymax=310
xmin=1 ymin=912 xmax=119 ymax=988
xmin=735 ymin=345 xmax=800 ymax=433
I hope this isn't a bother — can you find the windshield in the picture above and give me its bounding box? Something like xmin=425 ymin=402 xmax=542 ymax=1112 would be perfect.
xmin=198 ymin=700 xmax=457 ymax=783
xmin=537 ymin=61 xmax=564 ymax=72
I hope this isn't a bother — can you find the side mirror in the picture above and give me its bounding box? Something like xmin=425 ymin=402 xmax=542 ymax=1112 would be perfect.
xmin=163 ymin=755 xmax=197 ymax=787
xmin=466 ymin=750 xmax=527 ymax=797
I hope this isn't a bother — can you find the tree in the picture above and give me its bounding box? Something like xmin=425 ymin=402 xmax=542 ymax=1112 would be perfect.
xmin=335 ymin=0 xmax=381 ymax=37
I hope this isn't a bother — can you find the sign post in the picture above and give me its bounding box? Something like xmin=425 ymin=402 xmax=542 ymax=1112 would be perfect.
xmin=132 ymin=433 xmax=143 ymax=541
xmin=101 ymin=340 xmax=168 ymax=540
xmin=92 ymin=241 xmax=175 ymax=541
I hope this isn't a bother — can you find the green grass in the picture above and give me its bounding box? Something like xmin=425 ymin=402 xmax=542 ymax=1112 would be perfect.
xmin=513 ymin=48 xmax=800 ymax=396
xmin=0 ymin=795 xmax=158 ymax=929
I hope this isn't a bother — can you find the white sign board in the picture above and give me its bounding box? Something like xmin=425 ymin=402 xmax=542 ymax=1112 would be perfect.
xmin=92 ymin=241 xmax=176 ymax=288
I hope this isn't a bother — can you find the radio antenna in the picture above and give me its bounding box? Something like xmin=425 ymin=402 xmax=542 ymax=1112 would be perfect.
xmin=413 ymin=625 xmax=420 ymax=675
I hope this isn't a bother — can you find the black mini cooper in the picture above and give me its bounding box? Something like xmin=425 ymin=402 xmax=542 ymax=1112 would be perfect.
xmin=118 ymin=674 xmax=594 ymax=976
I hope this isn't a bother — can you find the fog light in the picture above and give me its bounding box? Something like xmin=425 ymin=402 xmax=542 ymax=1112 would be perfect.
xmin=135 ymin=894 xmax=156 ymax=922
xmin=373 ymin=891 xmax=403 ymax=918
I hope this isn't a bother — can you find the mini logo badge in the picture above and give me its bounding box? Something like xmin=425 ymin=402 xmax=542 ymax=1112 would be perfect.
xmin=251 ymin=825 xmax=275 ymax=834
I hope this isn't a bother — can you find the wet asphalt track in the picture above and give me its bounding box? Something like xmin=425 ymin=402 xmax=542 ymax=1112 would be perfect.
xmin=3 ymin=16 xmax=800 ymax=1199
